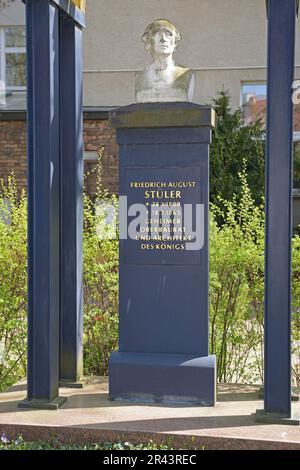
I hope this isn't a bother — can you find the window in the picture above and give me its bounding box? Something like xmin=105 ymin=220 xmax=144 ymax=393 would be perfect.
xmin=0 ymin=26 xmax=26 ymax=109
xmin=241 ymin=81 xmax=300 ymax=133
xmin=241 ymin=82 xmax=267 ymax=127
xmin=241 ymin=82 xmax=300 ymax=188
xmin=293 ymin=141 xmax=300 ymax=188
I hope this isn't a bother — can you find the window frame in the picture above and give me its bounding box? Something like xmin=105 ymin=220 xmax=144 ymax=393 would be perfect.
xmin=240 ymin=80 xmax=300 ymax=141
xmin=240 ymin=80 xmax=267 ymax=113
xmin=0 ymin=26 xmax=26 ymax=92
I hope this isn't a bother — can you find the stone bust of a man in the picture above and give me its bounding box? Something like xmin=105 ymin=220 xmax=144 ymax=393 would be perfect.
xmin=135 ymin=19 xmax=195 ymax=103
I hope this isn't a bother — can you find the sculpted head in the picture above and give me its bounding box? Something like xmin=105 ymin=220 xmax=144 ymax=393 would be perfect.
xmin=136 ymin=19 xmax=194 ymax=103
xmin=142 ymin=19 xmax=181 ymax=58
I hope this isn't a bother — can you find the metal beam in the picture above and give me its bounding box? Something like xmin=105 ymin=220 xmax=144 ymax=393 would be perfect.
xmin=59 ymin=11 xmax=84 ymax=384
xmin=51 ymin=0 xmax=85 ymax=28
xmin=265 ymin=0 xmax=299 ymax=16
xmin=20 ymin=0 xmax=63 ymax=408
xmin=21 ymin=0 xmax=86 ymax=29
xmin=264 ymin=0 xmax=296 ymax=417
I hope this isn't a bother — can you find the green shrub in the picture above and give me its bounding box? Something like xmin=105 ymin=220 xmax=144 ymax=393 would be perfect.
xmin=0 ymin=158 xmax=299 ymax=389
xmin=210 ymin=167 xmax=300 ymax=385
xmin=0 ymin=166 xmax=120 ymax=389
xmin=209 ymin=168 xmax=265 ymax=383
xmin=83 ymin=192 xmax=119 ymax=376
xmin=0 ymin=176 xmax=27 ymax=391
xmin=210 ymin=90 xmax=265 ymax=210
xmin=83 ymin=156 xmax=119 ymax=377
xmin=292 ymin=235 xmax=300 ymax=387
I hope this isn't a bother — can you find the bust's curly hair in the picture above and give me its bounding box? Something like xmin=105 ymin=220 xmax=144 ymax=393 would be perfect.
xmin=142 ymin=19 xmax=181 ymax=51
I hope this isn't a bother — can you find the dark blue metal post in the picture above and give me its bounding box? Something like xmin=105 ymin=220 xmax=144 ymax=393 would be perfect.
xmin=59 ymin=13 xmax=84 ymax=385
xmin=19 ymin=0 xmax=64 ymax=409
xmin=20 ymin=0 xmax=85 ymax=408
xmin=263 ymin=0 xmax=296 ymax=418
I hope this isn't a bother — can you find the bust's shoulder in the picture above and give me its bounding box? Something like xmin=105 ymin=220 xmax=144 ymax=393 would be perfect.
xmin=135 ymin=66 xmax=155 ymax=90
xmin=135 ymin=65 xmax=195 ymax=103
xmin=136 ymin=64 xmax=153 ymax=77
xmin=173 ymin=66 xmax=194 ymax=85
xmin=175 ymin=65 xmax=190 ymax=73
xmin=174 ymin=66 xmax=193 ymax=77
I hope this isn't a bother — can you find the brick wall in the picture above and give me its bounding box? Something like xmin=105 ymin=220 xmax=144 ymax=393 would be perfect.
xmin=0 ymin=120 xmax=27 ymax=188
xmin=0 ymin=118 xmax=119 ymax=196
xmin=83 ymin=119 xmax=119 ymax=196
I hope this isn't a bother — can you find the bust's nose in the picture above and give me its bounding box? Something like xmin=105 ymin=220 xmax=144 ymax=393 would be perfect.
xmin=160 ymin=32 xmax=168 ymax=42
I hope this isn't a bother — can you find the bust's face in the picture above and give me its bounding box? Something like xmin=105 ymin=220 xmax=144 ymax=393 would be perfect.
xmin=151 ymin=27 xmax=176 ymax=57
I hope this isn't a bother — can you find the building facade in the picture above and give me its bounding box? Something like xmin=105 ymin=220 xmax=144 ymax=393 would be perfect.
xmin=1 ymin=0 xmax=300 ymax=204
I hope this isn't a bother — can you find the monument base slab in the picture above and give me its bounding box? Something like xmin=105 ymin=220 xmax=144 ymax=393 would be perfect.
xmin=18 ymin=396 xmax=67 ymax=410
xmin=59 ymin=379 xmax=85 ymax=389
xmin=258 ymin=386 xmax=299 ymax=401
xmin=109 ymin=352 xmax=216 ymax=406
xmin=255 ymin=409 xmax=300 ymax=425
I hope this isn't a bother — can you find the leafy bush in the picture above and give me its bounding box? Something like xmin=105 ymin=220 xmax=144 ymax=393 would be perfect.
xmin=0 ymin=168 xmax=120 ymax=390
xmin=0 ymin=176 xmax=27 ymax=391
xmin=0 ymin=153 xmax=299 ymax=390
xmin=83 ymin=156 xmax=119 ymax=377
xmin=210 ymin=168 xmax=265 ymax=383
xmin=210 ymin=90 xmax=265 ymax=209
xmin=210 ymin=167 xmax=300 ymax=386
xmin=291 ymin=236 xmax=300 ymax=387
xmin=83 ymin=192 xmax=119 ymax=376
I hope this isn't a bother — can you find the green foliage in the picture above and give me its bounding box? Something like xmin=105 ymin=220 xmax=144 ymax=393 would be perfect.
xmin=293 ymin=142 xmax=300 ymax=189
xmin=83 ymin=152 xmax=119 ymax=377
xmin=291 ymin=235 xmax=300 ymax=387
xmin=0 ymin=138 xmax=299 ymax=390
xmin=209 ymin=167 xmax=265 ymax=383
xmin=210 ymin=90 xmax=265 ymax=209
xmin=0 ymin=434 xmax=175 ymax=450
xmin=210 ymin=167 xmax=300 ymax=385
xmin=0 ymin=163 xmax=119 ymax=390
xmin=0 ymin=176 xmax=27 ymax=391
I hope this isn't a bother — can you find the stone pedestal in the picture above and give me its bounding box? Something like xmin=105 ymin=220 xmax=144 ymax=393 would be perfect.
xmin=109 ymin=102 xmax=216 ymax=406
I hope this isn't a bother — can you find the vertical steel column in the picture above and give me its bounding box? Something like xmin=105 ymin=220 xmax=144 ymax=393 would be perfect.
xmin=59 ymin=13 xmax=84 ymax=384
xmin=21 ymin=0 xmax=65 ymax=408
xmin=264 ymin=0 xmax=296 ymax=417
